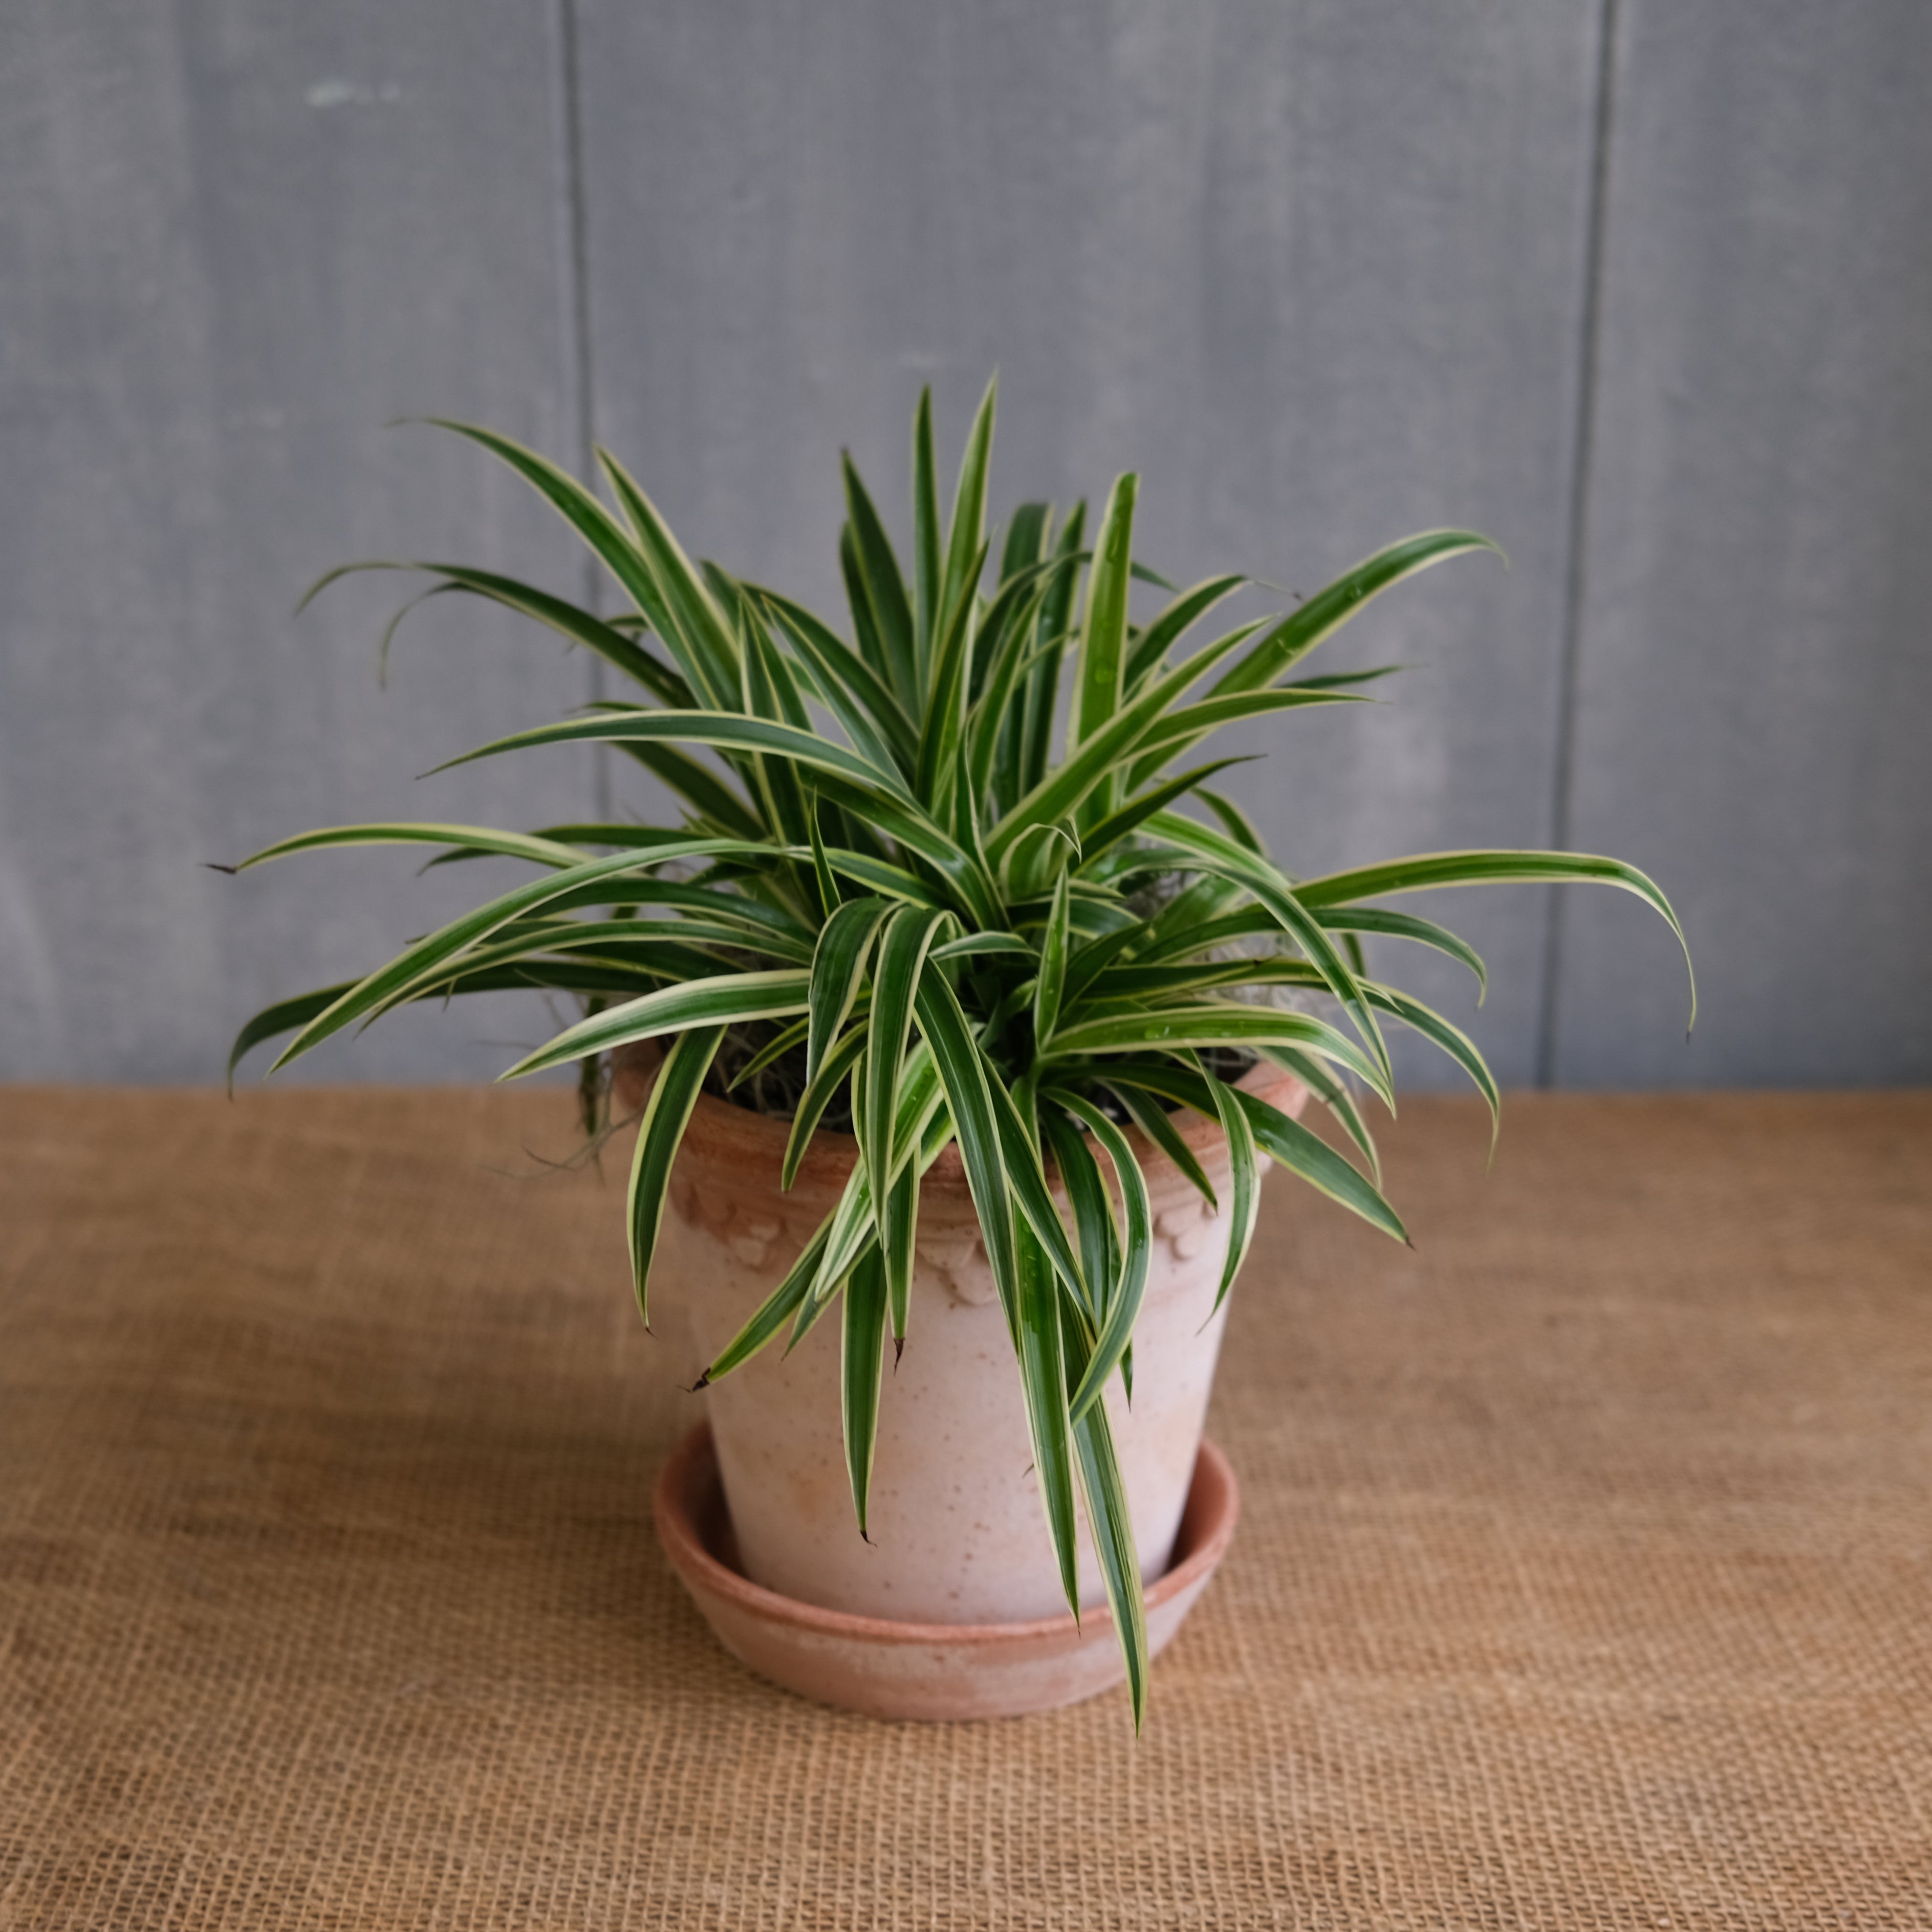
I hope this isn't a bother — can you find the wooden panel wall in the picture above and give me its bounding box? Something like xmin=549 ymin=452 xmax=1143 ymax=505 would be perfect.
xmin=1549 ymin=0 xmax=1932 ymax=1085
xmin=0 ymin=0 xmax=1923 ymax=1089
xmin=0 ymin=1 xmax=593 ymax=1081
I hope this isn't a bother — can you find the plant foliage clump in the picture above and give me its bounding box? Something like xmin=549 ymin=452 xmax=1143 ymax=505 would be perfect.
xmin=232 ymin=380 xmax=1691 ymax=1725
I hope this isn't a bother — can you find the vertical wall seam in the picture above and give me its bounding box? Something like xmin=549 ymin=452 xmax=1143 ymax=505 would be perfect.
xmin=547 ymin=0 xmax=609 ymax=820
xmin=1535 ymin=0 xmax=1621 ymax=1089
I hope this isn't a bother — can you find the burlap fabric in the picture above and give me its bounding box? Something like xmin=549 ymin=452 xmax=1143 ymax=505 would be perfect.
xmin=1 ymin=1088 xmax=1926 ymax=1929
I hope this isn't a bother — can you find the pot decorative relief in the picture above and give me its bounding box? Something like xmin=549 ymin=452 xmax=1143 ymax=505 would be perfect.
xmin=618 ymin=1048 xmax=1305 ymax=1715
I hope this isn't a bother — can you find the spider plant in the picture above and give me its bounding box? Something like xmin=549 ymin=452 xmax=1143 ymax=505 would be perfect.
xmin=229 ymin=378 xmax=1691 ymax=1726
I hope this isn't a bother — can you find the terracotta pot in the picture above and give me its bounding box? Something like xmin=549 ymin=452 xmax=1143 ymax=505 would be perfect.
xmin=654 ymin=1419 xmax=1242 ymax=1720
xmin=617 ymin=1047 xmax=1305 ymax=1627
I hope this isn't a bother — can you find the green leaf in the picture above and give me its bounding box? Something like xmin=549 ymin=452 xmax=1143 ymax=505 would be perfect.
xmin=1112 ymin=904 xmax=1278 ymax=970
xmin=1046 ymin=1003 xmax=1393 ymax=1109
xmin=1107 ymin=1081 xmax=1217 ymax=1211
xmin=981 ymin=1049 xmax=1093 ymax=1310
xmin=1020 ymin=503 xmax=1086 ymax=796
xmin=1283 ymin=662 xmax=1412 ymax=692
xmin=429 ymin=705 xmax=916 ymax=805
xmin=1033 ymin=870 xmax=1073 ymax=1049
xmin=755 ymin=585 xmax=920 ymax=777
xmin=299 ymin=560 xmax=693 ymax=706
xmin=1295 ymin=848 xmax=1695 ymax=1029
xmin=807 ymin=770 xmax=1001 ymax=929
xmin=1317 ymin=906 xmax=1488 ymax=1002
xmin=972 ymin=555 xmax=1072 ymax=720
xmin=842 ymin=454 xmax=919 ymax=710
xmin=841 ymin=1248 xmax=890 ymax=1537
xmin=1039 ymin=1109 xmax=1118 ymax=1329
xmin=988 ymin=614 xmax=1270 ymax=866
xmin=930 ymin=931 xmax=1035 ymax=964
xmin=1044 ymin=1093 xmax=1152 ymax=1423
xmin=1124 ymin=685 xmax=1369 ymax=789
xmin=416 ymin=420 xmax=712 ymax=697
xmin=230 ymin=821 xmax=591 ymax=874
xmin=1207 ymin=529 xmax=1504 ymax=699
xmin=910 ymin=388 xmax=941 ymax=674
xmin=1058 ymin=1289 xmax=1149 ymax=1729
xmin=1367 ymin=980 xmax=1501 ymax=1149
xmin=911 ymin=968 xmax=1018 ymax=1325
xmin=839 ymin=520 xmax=893 ymax=687
xmin=1258 ymin=1046 xmax=1381 ymax=1183
xmin=624 ymin=1024 xmax=725 ymax=1327
xmin=1142 ymin=811 xmax=1394 ymax=1093
xmin=1074 ymin=759 xmax=1254 ymax=876
xmin=1071 ymin=473 xmax=1139 ymax=826
xmin=596 ymin=446 xmax=742 ymax=706
xmin=863 ymin=908 xmax=950 ymax=1289
xmin=536 ymin=875 xmax=814 ymax=951
xmin=399 ymin=921 xmax=703 ymax=989
xmin=268 ymin=839 xmax=780 ymax=1070
xmin=1103 ymin=1061 xmax=1407 ymax=1245
xmin=821 ymin=848 xmax=953 ymax=910
xmin=999 ymin=821 xmax=1081 ymax=904
xmin=1134 ymin=873 xmax=1248 ymax=957
xmin=882 ymin=1161 xmax=919 ymax=1350
xmin=1122 ymin=573 xmax=1248 ymax=687
xmin=1240 ymin=1093 xmax=1407 ymax=1243
xmin=727 ymin=1015 xmax=811 ymax=1091
xmin=227 ymin=982 xmax=354 ymax=1092
xmin=368 ymin=581 xmax=465 ymax=683
xmin=1206 ymin=1075 xmax=1259 ymax=1316
xmin=999 ymin=501 xmax=1051 ymax=583
xmin=1013 ymin=1220 xmax=1081 ymax=1615
xmin=915 ymin=539 xmax=989 ymax=811
xmin=940 ymin=374 xmax=997 ymax=641
xmin=737 ymin=606 xmax=815 ymax=850
xmin=782 ymin=1022 xmax=869 ymax=1189
xmin=1195 ymin=786 xmax=1266 ymax=857
xmin=410 ymin=957 xmax=668 ymax=1005
xmin=499 ymin=969 xmax=812 ymax=1081
xmin=807 ymin=795 xmax=842 ymax=920
xmin=611 ymin=740 xmax=767 ymax=841
xmin=810 ymin=1048 xmax=950 ymax=1293
xmin=788 ymin=1255 xmax=850 ymax=1355
xmin=967 ymin=593 xmax=1061 ymax=805
xmin=701 ymin=1218 xmax=830 ymax=1382
xmin=1080 ymin=957 xmax=1321 ymax=1003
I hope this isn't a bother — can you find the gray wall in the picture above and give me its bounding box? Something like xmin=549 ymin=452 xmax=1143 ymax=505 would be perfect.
xmin=2 ymin=0 xmax=1926 ymax=1089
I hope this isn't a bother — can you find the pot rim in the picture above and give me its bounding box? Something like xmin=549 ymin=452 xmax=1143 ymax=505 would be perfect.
xmin=617 ymin=1042 xmax=1307 ymax=1202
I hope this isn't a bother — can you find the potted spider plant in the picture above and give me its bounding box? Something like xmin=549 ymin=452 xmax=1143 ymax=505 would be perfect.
xmin=229 ymin=379 xmax=1691 ymax=1726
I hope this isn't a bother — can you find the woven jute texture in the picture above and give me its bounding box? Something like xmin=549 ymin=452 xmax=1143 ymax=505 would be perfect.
xmin=2 ymin=1088 xmax=1927 ymax=1929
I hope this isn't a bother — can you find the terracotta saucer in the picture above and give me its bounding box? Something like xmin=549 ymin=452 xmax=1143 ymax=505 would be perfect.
xmin=653 ymin=1419 xmax=1240 ymax=1721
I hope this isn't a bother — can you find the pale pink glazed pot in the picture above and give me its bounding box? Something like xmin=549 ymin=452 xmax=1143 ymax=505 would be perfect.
xmin=618 ymin=1047 xmax=1305 ymax=1635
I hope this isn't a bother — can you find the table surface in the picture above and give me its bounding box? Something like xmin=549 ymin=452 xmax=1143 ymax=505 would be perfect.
xmin=2 ymin=1088 xmax=1927 ymax=1930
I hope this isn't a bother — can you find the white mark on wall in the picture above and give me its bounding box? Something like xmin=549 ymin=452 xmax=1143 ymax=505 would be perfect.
xmin=305 ymin=81 xmax=404 ymax=110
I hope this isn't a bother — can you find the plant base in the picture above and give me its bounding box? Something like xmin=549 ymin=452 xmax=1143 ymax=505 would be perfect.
xmin=654 ymin=1420 xmax=1240 ymax=1721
